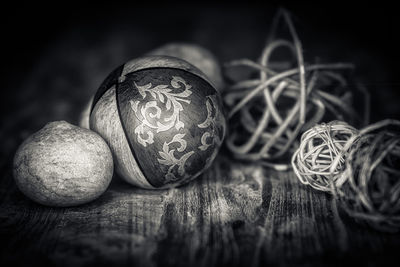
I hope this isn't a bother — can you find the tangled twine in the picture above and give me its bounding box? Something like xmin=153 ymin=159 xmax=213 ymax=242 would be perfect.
xmin=334 ymin=119 xmax=400 ymax=232
xmin=291 ymin=121 xmax=358 ymax=192
xmin=223 ymin=9 xmax=369 ymax=170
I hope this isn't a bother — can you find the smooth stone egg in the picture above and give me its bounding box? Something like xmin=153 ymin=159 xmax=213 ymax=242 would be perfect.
xmin=13 ymin=121 xmax=114 ymax=207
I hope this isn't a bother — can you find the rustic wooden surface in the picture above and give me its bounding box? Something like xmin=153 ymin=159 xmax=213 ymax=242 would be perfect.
xmin=1 ymin=155 xmax=400 ymax=267
xmin=1 ymin=4 xmax=399 ymax=267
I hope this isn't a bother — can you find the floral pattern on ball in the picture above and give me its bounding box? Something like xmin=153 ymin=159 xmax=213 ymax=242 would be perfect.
xmin=198 ymin=95 xmax=224 ymax=151
xmin=158 ymin=133 xmax=195 ymax=182
xmin=130 ymin=76 xmax=193 ymax=147
xmin=122 ymin=71 xmax=225 ymax=186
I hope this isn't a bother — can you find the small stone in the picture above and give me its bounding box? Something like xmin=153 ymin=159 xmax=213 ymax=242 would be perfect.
xmin=13 ymin=121 xmax=114 ymax=207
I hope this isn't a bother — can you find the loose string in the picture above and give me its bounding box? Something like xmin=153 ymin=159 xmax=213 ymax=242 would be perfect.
xmin=223 ymin=9 xmax=365 ymax=169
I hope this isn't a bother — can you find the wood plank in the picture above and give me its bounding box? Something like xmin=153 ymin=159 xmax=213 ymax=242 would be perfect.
xmin=1 ymin=155 xmax=399 ymax=267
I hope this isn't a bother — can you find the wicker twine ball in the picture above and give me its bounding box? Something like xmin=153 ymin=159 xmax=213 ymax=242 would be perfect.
xmin=335 ymin=119 xmax=400 ymax=232
xmin=223 ymin=10 xmax=367 ymax=169
xmin=291 ymin=121 xmax=358 ymax=192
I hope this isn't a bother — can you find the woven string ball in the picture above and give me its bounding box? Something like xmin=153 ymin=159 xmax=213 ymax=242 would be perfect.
xmin=335 ymin=119 xmax=400 ymax=232
xmin=90 ymin=56 xmax=226 ymax=189
xmin=292 ymin=120 xmax=358 ymax=192
xmin=223 ymin=10 xmax=364 ymax=168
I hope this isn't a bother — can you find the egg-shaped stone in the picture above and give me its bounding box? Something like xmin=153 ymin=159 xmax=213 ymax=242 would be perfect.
xmin=13 ymin=121 xmax=114 ymax=207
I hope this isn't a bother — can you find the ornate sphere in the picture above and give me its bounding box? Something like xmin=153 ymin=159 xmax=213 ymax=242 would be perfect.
xmin=13 ymin=121 xmax=114 ymax=207
xmin=90 ymin=56 xmax=226 ymax=189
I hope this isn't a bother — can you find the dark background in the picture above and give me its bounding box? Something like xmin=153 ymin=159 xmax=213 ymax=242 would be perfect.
xmin=0 ymin=2 xmax=399 ymax=158
xmin=2 ymin=2 xmax=399 ymax=119
xmin=2 ymin=1 xmax=399 ymax=166
xmin=2 ymin=2 xmax=399 ymax=96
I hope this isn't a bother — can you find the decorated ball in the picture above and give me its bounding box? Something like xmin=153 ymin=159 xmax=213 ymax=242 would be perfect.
xmin=90 ymin=56 xmax=226 ymax=189
xmin=13 ymin=121 xmax=114 ymax=207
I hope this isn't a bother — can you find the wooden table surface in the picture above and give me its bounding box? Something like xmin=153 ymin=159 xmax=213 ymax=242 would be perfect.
xmin=1 ymin=4 xmax=399 ymax=267
xmin=1 ymin=155 xmax=400 ymax=267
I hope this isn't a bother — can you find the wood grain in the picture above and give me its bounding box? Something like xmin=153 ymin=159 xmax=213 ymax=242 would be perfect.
xmin=1 ymin=154 xmax=399 ymax=267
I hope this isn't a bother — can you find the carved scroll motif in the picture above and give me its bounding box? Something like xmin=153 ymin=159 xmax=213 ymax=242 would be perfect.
xmin=198 ymin=95 xmax=223 ymax=151
xmin=130 ymin=76 xmax=192 ymax=147
xmin=157 ymin=133 xmax=195 ymax=182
